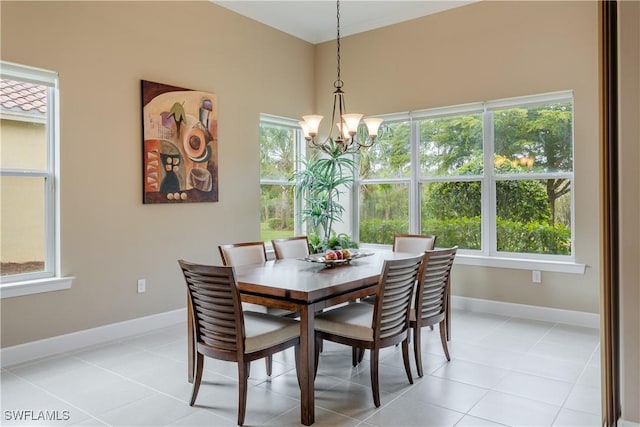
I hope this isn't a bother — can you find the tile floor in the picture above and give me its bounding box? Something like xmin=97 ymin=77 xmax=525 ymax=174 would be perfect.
xmin=1 ymin=309 xmax=602 ymax=426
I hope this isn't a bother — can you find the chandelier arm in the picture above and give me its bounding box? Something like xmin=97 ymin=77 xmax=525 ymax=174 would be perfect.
xmin=357 ymin=136 xmax=377 ymax=149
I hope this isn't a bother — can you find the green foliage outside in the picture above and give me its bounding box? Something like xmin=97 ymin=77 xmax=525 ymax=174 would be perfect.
xmin=260 ymin=124 xmax=295 ymax=242
xmin=260 ymin=221 xmax=292 ymax=242
xmin=423 ymin=158 xmax=551 ymax=224
xmin=360 ymin=217 xmax=570 ymax=255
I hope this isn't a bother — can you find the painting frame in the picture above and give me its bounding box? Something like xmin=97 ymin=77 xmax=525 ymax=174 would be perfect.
xmin=141 ymin=80 xmax=218 ymax=204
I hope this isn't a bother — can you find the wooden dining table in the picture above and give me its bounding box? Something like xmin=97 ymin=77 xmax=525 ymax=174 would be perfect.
xmin=185 ymin=250 xmax=450 ymax=426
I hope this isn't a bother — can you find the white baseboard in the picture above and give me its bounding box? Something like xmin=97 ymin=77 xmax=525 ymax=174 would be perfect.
xmin=452 ymin=296 xmax=600 ymax=329
xmin=0 ymin=308 xmax=186 ymax=368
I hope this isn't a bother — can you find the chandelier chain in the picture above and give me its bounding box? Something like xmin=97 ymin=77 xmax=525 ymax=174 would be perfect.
xmin=335 ymin=0 xmax=341 ymax=88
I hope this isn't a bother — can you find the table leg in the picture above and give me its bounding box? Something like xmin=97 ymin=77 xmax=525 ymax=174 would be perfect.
xmin=299 ymin=304 xmax=315 ymax=425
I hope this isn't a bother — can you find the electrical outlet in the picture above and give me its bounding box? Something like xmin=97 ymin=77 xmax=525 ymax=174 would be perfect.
xmin=532 ymin=270 xmax=541 ymax=283
xmin=137 ymin=279 xmax=146 ymax=293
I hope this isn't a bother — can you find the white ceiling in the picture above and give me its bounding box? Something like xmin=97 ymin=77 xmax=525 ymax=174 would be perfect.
xmin=211 ymin=1 xmax=476 ymax=44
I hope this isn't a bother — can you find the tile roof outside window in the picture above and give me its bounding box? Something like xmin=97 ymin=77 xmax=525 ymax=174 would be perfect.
xmin=0 ymin=79 xmax=47 ymax=114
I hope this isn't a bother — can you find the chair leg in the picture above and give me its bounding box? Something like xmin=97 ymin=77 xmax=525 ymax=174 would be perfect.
xmin=402 ymin=338 xmax=413 ymax=385
xmin=265 ymin=355 xmax=272 ymax=376
xmin=439 ymin=320 xmax=451 ymax=361
xmin=413 ymin=324 xmax=424 ymax=377
xmin=314 ymin=336 xmax=322 ymax=380
xmin=189 ymin=353 xmax=204 ymax=406
xmin=237 ymin=362 xmax=250 ymax=426
xmin=370 ymin=349 xmax=381 ymax=407
xmin=352 ymin=347 xmax=365 ymax=366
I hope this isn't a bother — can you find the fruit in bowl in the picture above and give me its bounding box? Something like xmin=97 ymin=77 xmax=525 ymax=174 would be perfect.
xmin=325 ymin=249 xmax=350 ymax=261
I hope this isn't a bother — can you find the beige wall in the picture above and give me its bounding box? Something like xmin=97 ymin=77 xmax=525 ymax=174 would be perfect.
xmin=315 ymin=1 xmax=601 ymax=313
xmin=0 ymin=1 xmax=314 ymax=346
xmin=618 ymin=1 xmax=640 ymax=422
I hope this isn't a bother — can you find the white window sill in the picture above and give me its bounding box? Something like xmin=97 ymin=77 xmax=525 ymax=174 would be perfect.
xmin=454 ymin=254 xmax=586 ymax=274
xmin=0 ymin=276 xmax=74 ymax=299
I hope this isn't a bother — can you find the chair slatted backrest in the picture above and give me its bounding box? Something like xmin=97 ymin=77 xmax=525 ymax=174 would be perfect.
xmin=219 ymin=242 xmax=267 ymax=267
xmin=373 ymin=254 xmax=426 ymax=340
xmin=178 ymin=260 xmax=245 ymax=359
xmin=393 ymin=234 xmax=437 ymax=253
xmin=416 ymin=247 xmax=457 ymax=323
xmin=271 ymin=236 xmax=310 ymax=260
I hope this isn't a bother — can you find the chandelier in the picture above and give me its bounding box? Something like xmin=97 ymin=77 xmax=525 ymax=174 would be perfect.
xmin=299 ymin=0 xmax=383 ymax=154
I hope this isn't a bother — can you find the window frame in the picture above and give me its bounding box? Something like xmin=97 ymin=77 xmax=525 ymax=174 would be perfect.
xmin=353 ymin=91 xmax=584 ymax=274
xmin=259 ymin=114 xmax=305 ymax=243
xmin=0 ymin=61 xmax=72 ymax=298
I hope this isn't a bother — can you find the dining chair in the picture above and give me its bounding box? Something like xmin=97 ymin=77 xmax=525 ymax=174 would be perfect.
xmin=218 ymin=240 xmax=294 ymax=375
xmin=271 ymin=236 xmax=310 ymax=260
xmin=393 ymin=233 xmax=437 ymax=253
xmin=218 ymin=241 xmax=268 ymax=267
xmin=313 ymin=253 xmax=427 ymax=407
xmin=359 ymin=233 xmax=436 ymax=305
xmin=178 ymin=260 xmax=300 ymax=426
xmin=410 ymin=246 xmax=457 ymax=377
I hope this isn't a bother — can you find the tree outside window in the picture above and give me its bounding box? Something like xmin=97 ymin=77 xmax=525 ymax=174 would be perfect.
xmin=259 ymin=116 xmax=300 ymax=242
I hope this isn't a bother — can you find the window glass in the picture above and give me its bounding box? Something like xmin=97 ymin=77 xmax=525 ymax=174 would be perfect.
xmin=259 ymin=117 xmax=299 ymax=242
xmin=420 ymin=181 xmax=481 ymax=250
xmin=496 ymin=179 xmax=571 ymax=255
xmin=419 ymin=113 xmax=483 ymax=177
xmin=0 ymin=98 xmax=47 ymax=170
xmin=0 ymin=176 xmax=46 ymax=276
xmin=359 ymin=121 xmax=410 ymax=180
xmin=494 ymin=102 xmax=573 ymax=174
xmin=260 ymin=124 xmax=295 ymax=180
xmin=260 ymin=184 xmax=295 ymax=241
xmin=359 ymin=183 xmax=409 ymax=245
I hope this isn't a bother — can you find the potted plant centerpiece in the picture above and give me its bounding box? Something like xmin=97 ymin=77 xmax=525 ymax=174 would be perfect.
xmin=293 ymin=139 xmax=359 ymax=254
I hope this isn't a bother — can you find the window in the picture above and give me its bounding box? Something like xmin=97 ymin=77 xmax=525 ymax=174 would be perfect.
xmin=358 ymin=119 xmax=412 ymax=244
xmin=1 ymin=61 xmax=69 ymax=296
xmin=355 ymin=92 xmax=578 ymax=271
xmin=259 ymin=115 xmax=303 ymax=243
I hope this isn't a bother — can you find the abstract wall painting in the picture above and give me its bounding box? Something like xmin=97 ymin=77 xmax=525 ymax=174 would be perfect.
xmin=141 ymin=80 xmax=218 ymax=204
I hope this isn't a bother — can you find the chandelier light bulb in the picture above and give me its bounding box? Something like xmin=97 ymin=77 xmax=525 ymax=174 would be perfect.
xmin=342 ymin=113 xmax=363 ymax=136
xmin=302 ymin=115 xmax=323 ymax=137
xmin=364 ymin=117 xmax=383 ymax=137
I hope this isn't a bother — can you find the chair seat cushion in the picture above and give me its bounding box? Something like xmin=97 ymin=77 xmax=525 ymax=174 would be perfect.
xmin=244 ymin=311 xmax=300 ymax=353
xmin=315 ymin=303 xmax=374 ymax=341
